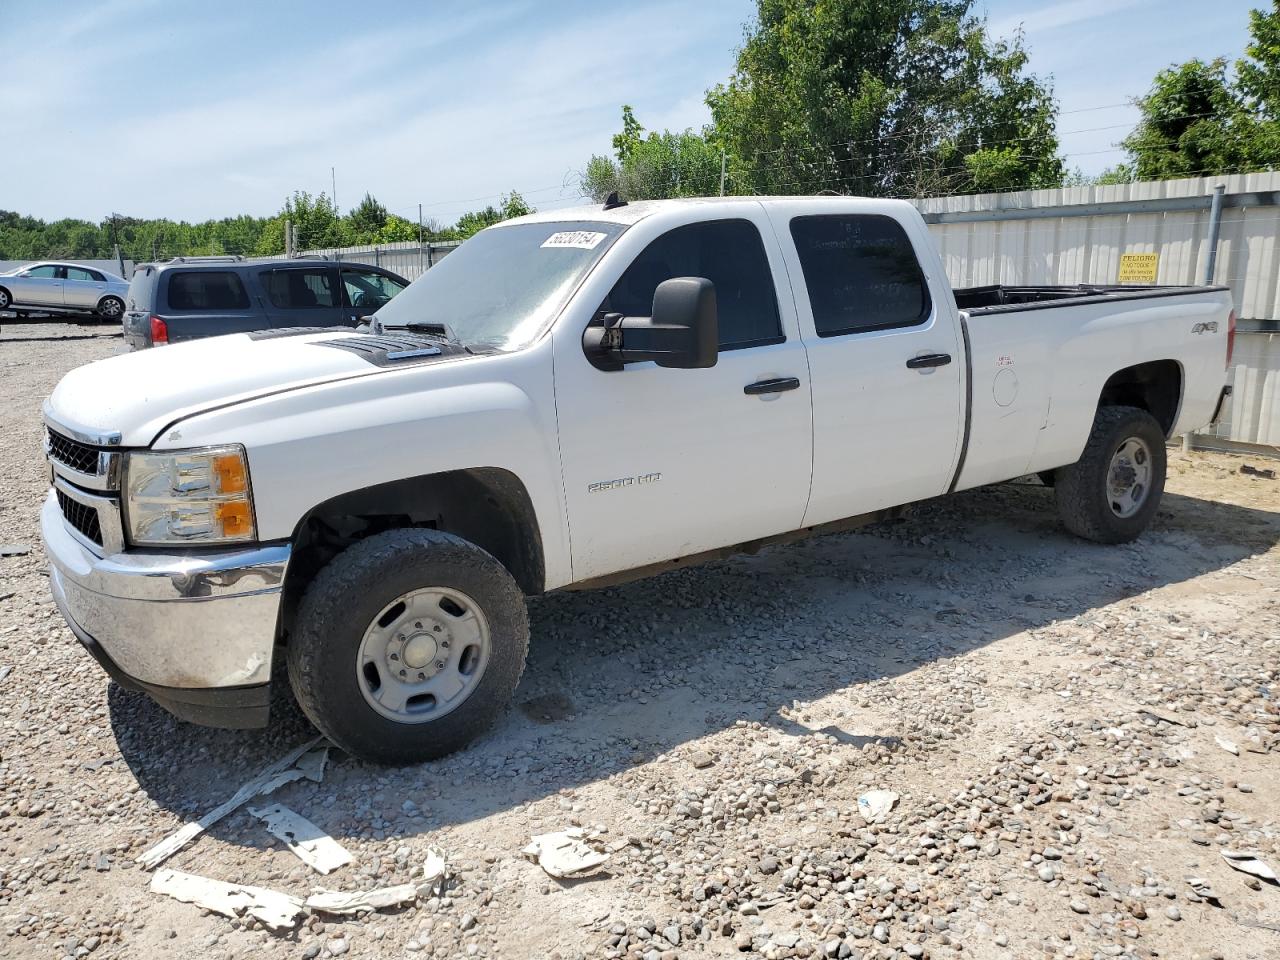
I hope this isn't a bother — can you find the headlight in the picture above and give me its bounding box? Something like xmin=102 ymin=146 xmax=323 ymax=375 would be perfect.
xmin=124 ymin=445 xmax=257 ymax=545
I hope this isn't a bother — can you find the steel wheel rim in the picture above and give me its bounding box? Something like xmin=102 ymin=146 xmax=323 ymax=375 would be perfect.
xmin=356 ymin=586 xmax=491 ymax=724
xmin=1107 ymin=436 xmax=1152 ymax=518
xmin=100 ymin=298 xmax=122 ymax=318
xmin=0 ymin=291 xmax=9 ymax=309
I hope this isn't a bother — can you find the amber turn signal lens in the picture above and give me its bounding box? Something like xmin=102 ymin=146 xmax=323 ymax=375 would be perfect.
xmin=215 ymin=500 xmax=253 ymax=538
xmin=212 ymin=453 xmax=248 ymax=494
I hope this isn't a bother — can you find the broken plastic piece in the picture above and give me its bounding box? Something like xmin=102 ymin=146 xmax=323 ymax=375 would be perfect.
xmin=1221 ymin=850 xmax=1278 ymax=883
xmin=1215 ymin=735 xmax=1239 ymax=755
xmin=857 ymin=790 xmax=899 ymax=824
xmin=151 ymin=868 xmax=305 ymax=931
xmin=419 ymin=846 xmax=448 ymax=897
xmin=249 ymin=803 xmax=352 ymax=875
xmin=522 ymin=828 xmax=610 ymax=879
xmin=305 ymin=883 xmax=419 ymax=915
xmin=137 ymin=737 xmax=327 ymax=870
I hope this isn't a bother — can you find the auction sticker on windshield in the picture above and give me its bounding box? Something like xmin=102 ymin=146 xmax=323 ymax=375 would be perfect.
xmin=541 ymin=231 xmax=608 ymax=250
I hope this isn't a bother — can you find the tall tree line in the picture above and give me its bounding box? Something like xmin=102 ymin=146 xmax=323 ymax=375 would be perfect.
xmin=0 ymin=190 xmax=532 ymax=263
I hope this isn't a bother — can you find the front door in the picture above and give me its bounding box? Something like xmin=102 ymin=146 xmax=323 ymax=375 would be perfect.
xmin=554 ymin=209 xmax=814 ymax=583
xmin=769 ymin=208 xmax=964 ymax=527
xmin=18 ymin=264 xmax=65 ymax=308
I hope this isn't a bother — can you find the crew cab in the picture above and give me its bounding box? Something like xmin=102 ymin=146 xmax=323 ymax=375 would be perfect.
xmin=40 ymin=197 xmax=1235 ymax=764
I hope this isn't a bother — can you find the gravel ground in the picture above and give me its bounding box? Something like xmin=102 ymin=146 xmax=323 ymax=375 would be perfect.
xmin=1 ymin=321 xmax=1277 ymax=960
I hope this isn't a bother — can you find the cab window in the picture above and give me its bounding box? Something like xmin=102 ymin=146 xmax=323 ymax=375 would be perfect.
xmin=602 ymin=219 xmax=783 ymax=351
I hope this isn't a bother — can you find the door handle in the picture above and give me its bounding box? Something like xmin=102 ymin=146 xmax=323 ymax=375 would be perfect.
xmin=744 ymin=377 xmax=801 ymax=396
xmin=906 ymin=353 xmax=952 ymax=369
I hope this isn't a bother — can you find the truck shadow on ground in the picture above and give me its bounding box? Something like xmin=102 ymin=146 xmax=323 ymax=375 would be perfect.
xmin=106 ymin=480 xmax=1280 ymax=847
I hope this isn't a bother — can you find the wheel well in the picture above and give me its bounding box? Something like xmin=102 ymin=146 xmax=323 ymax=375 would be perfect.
xmin=279 ymin=468 xmax=545 ymax=642
xmin=1097 ymin=359 xmax=1182 ymax=436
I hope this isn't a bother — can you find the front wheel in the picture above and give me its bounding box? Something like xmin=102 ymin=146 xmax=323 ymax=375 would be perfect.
xmin=1053 ymin=405 xmax=1167 ymax=544
xmin=0 ymin=287 xmax=11 ymax=311
xmin=287 ymin=529 xmax=529 ymax=764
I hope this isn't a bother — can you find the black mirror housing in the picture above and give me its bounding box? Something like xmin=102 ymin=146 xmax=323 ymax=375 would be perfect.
xmin=584 ymin=277 xmax=719 ymax=371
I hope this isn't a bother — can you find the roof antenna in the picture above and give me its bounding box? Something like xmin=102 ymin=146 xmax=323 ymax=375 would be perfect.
xmin=603 ymin=190 xmax=628 ymax=210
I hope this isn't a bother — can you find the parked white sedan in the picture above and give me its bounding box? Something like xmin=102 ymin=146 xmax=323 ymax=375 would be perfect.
xmin=0 ymin=262 xmax=129 ymax=320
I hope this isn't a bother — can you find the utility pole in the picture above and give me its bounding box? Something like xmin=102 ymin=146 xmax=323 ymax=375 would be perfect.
xmin=1203 ymin=183 xmax=1226 ymax=285
xmin=331 ymin=167 xmax=337 ymax=213
xmin=719 ymin=149 xmax=726 ymax=197
xmin=284 ymin=218 xmax=293 ymax=258
xmin=418 ymin=203 xmax=425 ymax=277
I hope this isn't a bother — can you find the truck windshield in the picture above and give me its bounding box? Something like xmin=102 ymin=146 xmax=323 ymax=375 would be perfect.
xmin=374 ymin=220 xmax=626 ymax=351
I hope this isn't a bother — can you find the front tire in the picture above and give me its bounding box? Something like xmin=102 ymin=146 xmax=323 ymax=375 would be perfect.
xmin=0 ymin=287 xmax=11 ymax=311
xmin=1054 ymin=405 xmax=1166 ymax=544
xmin=287 ymin=529 xmax=529 ymax=765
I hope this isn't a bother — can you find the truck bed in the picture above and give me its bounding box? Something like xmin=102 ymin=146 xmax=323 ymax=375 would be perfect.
xmin=954 ymin=283 xmax=1230 ymax=315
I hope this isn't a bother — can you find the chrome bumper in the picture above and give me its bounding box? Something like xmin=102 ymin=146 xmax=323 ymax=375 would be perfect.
xmin=42 ymin=492 xmax=289 ymax=690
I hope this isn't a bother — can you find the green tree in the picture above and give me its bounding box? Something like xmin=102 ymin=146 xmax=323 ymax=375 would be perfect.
xmin=705 ymin=0 xmax=1062 ymax=197
xmin=1120 ymin=3 xmax=1280 ymax=178
xmin=450 ymin=191 xmax=535 ymax=240
xmin=583 ymin=115 xmax=727 ymax=202
xmin=348 ymin=192 xmax=390 ymax=241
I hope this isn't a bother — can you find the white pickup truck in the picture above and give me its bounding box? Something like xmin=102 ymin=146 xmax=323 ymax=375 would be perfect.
xmin=41 ymin=197 xmax=1235 ymax=764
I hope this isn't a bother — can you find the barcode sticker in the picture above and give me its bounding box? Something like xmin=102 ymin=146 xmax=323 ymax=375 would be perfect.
xmin=541 ymin=231 xmax=608 ymax=250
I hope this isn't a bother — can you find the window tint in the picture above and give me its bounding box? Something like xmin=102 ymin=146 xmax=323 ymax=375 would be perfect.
xmin=341 ymin=269 xmax=405 ymax=311
xmin=790 ymin=215 xmax=931 ymax=336
xmin=262 ymin=268 xmax=337 ymax=309
xmin=65 ymin=267 xmax=95 ymax=282
xmin=26 ymin=265 xmax=59 ymax=278
xmin=167 ymin=271 xmax=250 ymax=311
xmin=604 ymin=219 xmax=782 ymax=350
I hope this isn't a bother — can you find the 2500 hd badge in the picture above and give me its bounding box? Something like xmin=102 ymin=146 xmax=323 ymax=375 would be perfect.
xmin=588 ymin=472 xmax=662 ymax=493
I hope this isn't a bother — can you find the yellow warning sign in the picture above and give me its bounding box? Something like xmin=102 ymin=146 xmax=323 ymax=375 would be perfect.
xmin=1118 ymin=253 xmax=1159 ymax=284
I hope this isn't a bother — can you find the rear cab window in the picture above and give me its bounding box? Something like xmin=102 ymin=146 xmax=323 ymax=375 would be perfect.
xmin=789 ymin=215 xmax=931 ymax=336
xmin=261 ymin=268 xmax=338 ymax=309
xmin=166 ymin=271 xmax=251 ymax=311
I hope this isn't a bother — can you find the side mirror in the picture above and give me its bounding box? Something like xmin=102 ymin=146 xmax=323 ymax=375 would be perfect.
xmin=584 ymin=277 xmax=718 ymax=371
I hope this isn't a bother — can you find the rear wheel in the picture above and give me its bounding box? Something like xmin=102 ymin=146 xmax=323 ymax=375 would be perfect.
xmin=287 ymin=529 xmax=529 ymax=765
xmin=96 ymin=296 xmax=124 ymax=322
xmin=1054 ymin=405 xmax=1166 ymax=543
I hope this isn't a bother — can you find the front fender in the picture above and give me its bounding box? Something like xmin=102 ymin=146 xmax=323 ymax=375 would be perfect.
xmin=153 ymin=348 xmax=572 ymax=588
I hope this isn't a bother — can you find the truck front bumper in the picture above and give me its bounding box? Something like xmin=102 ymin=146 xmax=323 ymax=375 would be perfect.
xmin=41 ymin=492 xmax=290 ymax=729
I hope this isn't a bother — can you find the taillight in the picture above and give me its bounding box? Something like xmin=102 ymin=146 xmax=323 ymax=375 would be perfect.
xmin=149 ymin=315 xmax=168 ymax=345
xmin=1226 ymin=309 xmax=1236 ymax=369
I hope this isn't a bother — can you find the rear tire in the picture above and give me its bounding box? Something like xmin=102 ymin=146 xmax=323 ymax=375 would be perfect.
xmin=96 ymin=296 xmax=124 ymax=322
xmin=287 ymin=529 xmax=529 ymax=765
xmin=1054 ymin=405 xmax=1166 ymax=544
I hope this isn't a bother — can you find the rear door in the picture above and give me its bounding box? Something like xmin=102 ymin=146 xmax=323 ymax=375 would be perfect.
xmin=62 ymin=266 xmax=108 ymax=310
xmin=259 ymin=266 xmax=344 ymax=327
xmin=769 ymin=207 xmax=964 ymax=527
xmin=123 ymin=266 xmax=159 ymax=348
xmin=16 ymin=264 xmax=65 ymax=308
xmin=161 ymin=269 xmax=259 ymax=341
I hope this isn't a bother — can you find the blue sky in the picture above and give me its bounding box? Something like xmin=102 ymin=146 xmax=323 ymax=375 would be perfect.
xmin=0 ymin=0 xmax=1263 ymax=225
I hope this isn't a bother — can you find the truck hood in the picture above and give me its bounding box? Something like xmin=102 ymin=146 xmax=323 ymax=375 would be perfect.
xmin=46 ymin=330 xmax=461 ymax=447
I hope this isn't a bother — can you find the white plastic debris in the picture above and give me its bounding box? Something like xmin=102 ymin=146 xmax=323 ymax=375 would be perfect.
xmin=249 ymin=803 xmax=352 ymax=875
xmin=522 ymin=828 xmax=610 ymax=879
xmin=1222 ymin=850 xmax=1278 ymax=883
xmin=857 ymin=790 xmax=899 ymax=824
xmin=1215 ymin=735 xmax=1240 ymax=756
xmin=137 ymin=737 xmax=327 ymax=870
xmin=305 ymin=883 xmax=419 ymax=915
xmin=150 ymin=869 xmax=305 ymax=931
xmin=419 ymin=846 xmax=448 ymax=896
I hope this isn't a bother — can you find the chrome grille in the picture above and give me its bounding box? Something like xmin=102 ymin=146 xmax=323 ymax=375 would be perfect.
xmin=47 ymin=428 xmax=102 ymax=475
xmin=56 ymin=488 xmax=104 ymax=546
